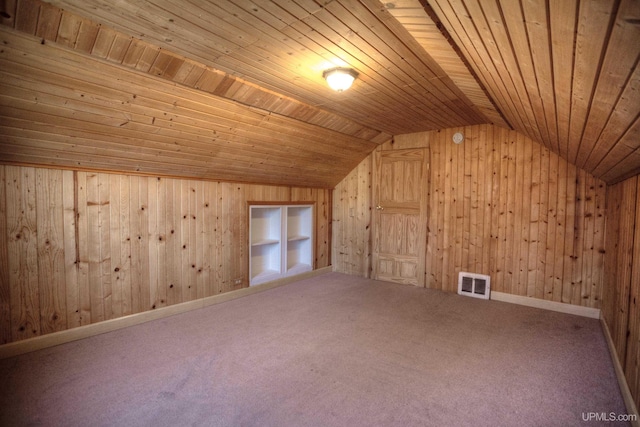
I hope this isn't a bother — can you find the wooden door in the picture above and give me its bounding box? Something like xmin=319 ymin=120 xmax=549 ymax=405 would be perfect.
xmin=372 ymin=148 xmax=429 ymax=286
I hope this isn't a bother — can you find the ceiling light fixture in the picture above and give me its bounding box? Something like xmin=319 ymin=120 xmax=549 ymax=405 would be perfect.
xmin=323 ymin=67 xmax=358 ymax=92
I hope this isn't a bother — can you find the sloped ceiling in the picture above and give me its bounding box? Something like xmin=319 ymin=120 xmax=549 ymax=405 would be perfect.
xmin=423 ymin=0 xmax=640 ymax=184
xmin=0 ymin=0 xmax=638 ymax=186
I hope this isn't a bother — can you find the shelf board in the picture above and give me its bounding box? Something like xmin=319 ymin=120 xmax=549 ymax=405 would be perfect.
xmin=287 ymin=235 xmax=310 ymax=242
xmin=251 ymin=239 xmax=280 ymax=247
xmin=287 ymin=263 xmax=312 ymax=275
xmin=286 ymin=263 xmax=312 ymax=276
xmin=251 ymin=269 xmax=281 ymax=286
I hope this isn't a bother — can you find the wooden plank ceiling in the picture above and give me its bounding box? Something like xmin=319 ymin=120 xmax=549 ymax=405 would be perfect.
xmin=423 ymin=0 xmax=640 ymax=184
xmin=0 ymin=0 xmax=638 ymax=186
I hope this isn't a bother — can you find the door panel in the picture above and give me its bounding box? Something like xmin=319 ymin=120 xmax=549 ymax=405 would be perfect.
xmin=372 ymin=149 xmax=428 ymax=286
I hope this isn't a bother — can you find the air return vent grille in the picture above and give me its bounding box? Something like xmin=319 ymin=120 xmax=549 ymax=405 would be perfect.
xmin=458 ymin=272 xmax=491 ymax=300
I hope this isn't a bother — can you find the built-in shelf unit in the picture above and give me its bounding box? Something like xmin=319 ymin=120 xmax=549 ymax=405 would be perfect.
xmin=249 ymin=204 xmax=314 ymax=286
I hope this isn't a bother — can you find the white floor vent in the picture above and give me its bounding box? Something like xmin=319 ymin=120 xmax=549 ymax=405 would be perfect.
xmin=458 ymin=272 xmax=491 ymax=300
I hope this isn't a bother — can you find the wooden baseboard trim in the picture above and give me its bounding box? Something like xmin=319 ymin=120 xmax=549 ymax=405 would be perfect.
xmin=490 ymin=291 xmax=601 ymax=319
xmin=0 ymin=266 xmax=333 ymax=359
xmin=600 ymin=316 xmax=640 ymax=426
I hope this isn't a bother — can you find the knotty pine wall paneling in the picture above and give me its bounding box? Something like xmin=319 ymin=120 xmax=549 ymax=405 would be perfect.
xmin=5 ymin=166 xmax=40 ymax=341
xmin=602 ymin=176 xmax=640 ymax=410
xmin=331 ymin=156 xmax=372 ymax=277
xmin=0 ymin=165 xmax=331 ymax=344
xmin=291 ymin=187 xmax=332 ymax=269
xmin=332 ymin=124 xmax=606 ymax=309
xmin=0 ymin=167 xmax=9 ymax=344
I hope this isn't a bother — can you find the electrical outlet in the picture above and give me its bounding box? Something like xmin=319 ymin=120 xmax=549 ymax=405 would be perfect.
xmin=234 ymin=278 xmax=242 ymax=285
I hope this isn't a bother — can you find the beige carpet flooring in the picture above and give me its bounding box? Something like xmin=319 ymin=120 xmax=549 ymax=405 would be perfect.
xmin=0 ymin=272 xmax=629 ymax=426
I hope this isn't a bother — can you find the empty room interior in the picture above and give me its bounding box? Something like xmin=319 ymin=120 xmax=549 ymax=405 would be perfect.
xmin=0 ymin=0 xmax=639 ymax=425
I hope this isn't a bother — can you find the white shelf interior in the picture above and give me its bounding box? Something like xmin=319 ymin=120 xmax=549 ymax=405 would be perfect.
xmin=250 ymin=206 xmax=281 ymax=245
xmin=286 ymin=240 xmax=312 ymax=274
xmin=250 ymin=244 xmax=282 ymax=285
xmin=286 ymin=206 xmax=312 ymax=273
xmin=250 ymin=206 xmax=282 ymax=284
xmin=250 ymin=204 xmax=313 ymax=286
xmin=287 ymin=206 xmax=312 ymax=240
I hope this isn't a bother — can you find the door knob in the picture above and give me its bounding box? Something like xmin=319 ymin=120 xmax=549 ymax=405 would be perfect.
xmin=376 ymin=205 xmax=384 ymax=210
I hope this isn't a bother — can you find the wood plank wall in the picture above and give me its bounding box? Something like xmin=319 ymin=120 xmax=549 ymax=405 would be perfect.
xmin=332 ymin=124 xmax=606 ymax=308
xmin=602 ymin=175 xmax=640 ymax=411
xmin=332 ymin=156 xmax=372 ymax=276
xmin=0 ymin=164 xmax=331 ymax=344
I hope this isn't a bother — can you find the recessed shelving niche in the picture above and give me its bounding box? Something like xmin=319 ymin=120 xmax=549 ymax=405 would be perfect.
xmin=249 ymin=204 xmax=314 ymax=286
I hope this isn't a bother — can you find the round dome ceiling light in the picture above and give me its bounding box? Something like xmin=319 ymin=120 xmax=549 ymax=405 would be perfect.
xmin=323 ymin=67 xmax=358 ymax=92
